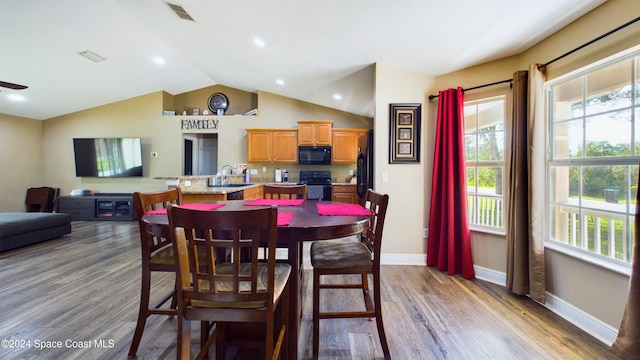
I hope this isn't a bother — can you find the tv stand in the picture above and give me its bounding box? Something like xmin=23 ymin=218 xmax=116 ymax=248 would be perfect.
xmin=57 ymin=194 xmax=136 ymax=221
xmin=93 ymin=193 xmax=134 ymax=197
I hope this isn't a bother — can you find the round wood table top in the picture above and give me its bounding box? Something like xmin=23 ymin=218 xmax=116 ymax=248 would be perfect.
xmin=142 ymin=199 xmax=370 ymax=243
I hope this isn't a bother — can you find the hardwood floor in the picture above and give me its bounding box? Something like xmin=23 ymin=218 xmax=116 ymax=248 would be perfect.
xmin=0 ymin=220 xmax=619 ymax=359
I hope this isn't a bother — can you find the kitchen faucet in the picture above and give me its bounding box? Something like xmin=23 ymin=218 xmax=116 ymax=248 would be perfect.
xmin=220 ymin=164 xmax=234 ymax=185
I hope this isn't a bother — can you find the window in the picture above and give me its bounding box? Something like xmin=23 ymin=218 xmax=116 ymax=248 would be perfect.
xmin=464 ymin=97 xmax=506 ymax=231
xmin=547 ymin=50 xmax=640 ymax=265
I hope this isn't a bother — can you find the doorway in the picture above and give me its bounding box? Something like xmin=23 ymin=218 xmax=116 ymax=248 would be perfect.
xmin=184 ymin=134 xmax=218 ymax=176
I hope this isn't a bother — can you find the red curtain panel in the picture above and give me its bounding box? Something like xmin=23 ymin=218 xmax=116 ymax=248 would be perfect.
xmin=427 ymin=87 xmax=475 ymax=280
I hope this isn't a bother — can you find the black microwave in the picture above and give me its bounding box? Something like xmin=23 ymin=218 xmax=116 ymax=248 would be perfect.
xmin=298 ymin=146 xmax=331 ymax=165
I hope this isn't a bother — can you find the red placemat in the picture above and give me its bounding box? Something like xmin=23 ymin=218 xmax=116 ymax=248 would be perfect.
xmin=278 ymin=212 xmax=294 ymax=226
xmin=316 ymin=203 xmax=371 ymax=216
xmin=180 ymin=203 xmax=226 ymax=211
xmin=244 ymin=199 xmax=304 ymax=206
xmin=145 ymin=208 xmax=167 ymax=215
xmin=145 ymin=203 xmax=225 ymax=214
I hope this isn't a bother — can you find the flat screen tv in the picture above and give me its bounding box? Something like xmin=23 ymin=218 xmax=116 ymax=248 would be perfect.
xmin=73 ymin=138 xmax=143 ymax=177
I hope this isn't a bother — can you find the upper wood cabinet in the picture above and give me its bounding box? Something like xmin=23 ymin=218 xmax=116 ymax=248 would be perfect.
xmin=246 ymin=129 xmax=298 ymax=164
xmin=298 ymin=120 xmax=333 ymax=146
xmin=332 ymin=128 xmax=368 ymax=164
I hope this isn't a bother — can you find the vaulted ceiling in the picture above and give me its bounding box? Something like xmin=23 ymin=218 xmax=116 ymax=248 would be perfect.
xmin=0 ymin=0 xmax=605 ymax=120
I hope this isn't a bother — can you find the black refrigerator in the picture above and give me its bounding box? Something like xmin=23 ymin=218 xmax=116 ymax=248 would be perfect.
xmin=356 ymin=129 xmax=374 ymax=205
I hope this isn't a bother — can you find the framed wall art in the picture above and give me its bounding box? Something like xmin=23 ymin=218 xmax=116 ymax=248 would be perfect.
xmin=389 ymin=103 xmax=421 ymax=163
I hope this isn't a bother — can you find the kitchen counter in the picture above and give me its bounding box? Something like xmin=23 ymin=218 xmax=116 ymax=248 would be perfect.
xmin=154 ymin=176 xmax=355 ymax=196
xmin=180 ymin=183 xmax=259 ymax=195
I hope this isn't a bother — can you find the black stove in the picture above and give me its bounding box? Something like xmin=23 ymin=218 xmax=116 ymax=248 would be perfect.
xmin=298 ymin=170 xmax=332 ymax=200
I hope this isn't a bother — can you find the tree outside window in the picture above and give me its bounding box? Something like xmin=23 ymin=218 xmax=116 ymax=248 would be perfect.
xmin=548 ymin=54 xmax=640 ymax=264
xmin=464 ymin=97 xmax=505 ymax=230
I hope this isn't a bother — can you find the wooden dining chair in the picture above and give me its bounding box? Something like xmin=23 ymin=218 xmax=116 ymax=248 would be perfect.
xmin=168 ymin=204 xmax=291 ymax=360
xmin=310 ymin=189 xmax=391 ymax=359
xmin=262 ymin=184 xmax=308 ymax=272
xmin=263 ymin=184 xmax=307 ymax=200
xmin=25 ymin=187 xmax=59 ymax=212
xmin=128 ymin=188 xmax=182 ymax=358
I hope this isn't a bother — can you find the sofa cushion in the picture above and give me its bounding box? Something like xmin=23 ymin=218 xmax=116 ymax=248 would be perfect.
xmin=0 ymin=213 xmax=72 ymax=238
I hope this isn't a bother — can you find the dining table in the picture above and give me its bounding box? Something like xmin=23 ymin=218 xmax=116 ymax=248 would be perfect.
xmin=141 ymin=198 xmax=371 ymax=359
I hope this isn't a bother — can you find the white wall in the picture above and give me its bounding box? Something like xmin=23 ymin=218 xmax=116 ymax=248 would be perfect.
xmin=0 ymin=114 xmax=43 ymax=211
xmin=374 ymin=64 xmax=435 ymax=260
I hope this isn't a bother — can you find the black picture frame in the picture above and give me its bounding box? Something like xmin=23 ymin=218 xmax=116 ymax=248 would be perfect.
xmin=389 ymin=103 xmax=421 ymax=163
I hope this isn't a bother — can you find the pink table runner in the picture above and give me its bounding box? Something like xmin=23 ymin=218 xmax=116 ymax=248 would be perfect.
xmin=277 ymin=212 xmax=294 ymax=226
xmin=145 ymin=203 xmax=225 ymax=214
xmin=244 ymin=199 xmax=304 ymax=206
xmin=316 ymin=203 xmax=371 ymax=216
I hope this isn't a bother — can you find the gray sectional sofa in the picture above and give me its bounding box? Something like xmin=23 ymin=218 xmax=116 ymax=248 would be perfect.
xmin=0 ymin=212 xmax=72 ymax=252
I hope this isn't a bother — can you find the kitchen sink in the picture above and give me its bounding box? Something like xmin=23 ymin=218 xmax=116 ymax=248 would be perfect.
xmin=209 ymin=183 xmax=254 ymax=188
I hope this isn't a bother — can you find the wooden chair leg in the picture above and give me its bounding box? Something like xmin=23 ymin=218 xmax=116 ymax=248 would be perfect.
xmin=266 ymin=315 xmax=275 ymax=360
xmin=361 ymin=273 xmax=374 ymax=313
xmin=200 ymin=321 xmax=209 ymax=358
xmin=177 ymin=315 xmax=191 ymax=360
xmin=170 ymin=277 xmax=178 ymax=310
xmin=128 ymin=262 xmax=151 ymax=357
xmin=299 ymin=244 xmax=304 ymax=286
xmin=280 ymin=283 xmax=290 ymax=359
xmin=374 ymin=270 xmax=390 ymax=360
xmin=216 ymin=323 xmax=227 ymax=360
xmin=375 ymin=312 xmax=391 ymax=360
xmin=312 ymin=271 xmax=321 ymax=359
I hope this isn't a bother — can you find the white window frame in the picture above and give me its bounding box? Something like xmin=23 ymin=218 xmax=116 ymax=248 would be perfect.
xmin=544 ymin=45 xmax=640 ymax=274
xmin=464 ymin=96 xmax=506 ymax=235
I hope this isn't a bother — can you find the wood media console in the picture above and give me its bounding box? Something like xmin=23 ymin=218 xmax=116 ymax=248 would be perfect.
xmin=57 ymin=193 xmax=136 ymax=221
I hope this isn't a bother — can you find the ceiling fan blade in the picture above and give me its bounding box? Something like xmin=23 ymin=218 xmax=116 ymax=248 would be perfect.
xmin=0 ymin=81 xmax=28 ymax=90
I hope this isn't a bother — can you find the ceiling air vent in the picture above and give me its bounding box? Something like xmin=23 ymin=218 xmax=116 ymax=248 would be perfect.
xmin=166 ymin=2 xmax=195 ymax=21
xmin=78 ymin=50 xmax=106 ymax=63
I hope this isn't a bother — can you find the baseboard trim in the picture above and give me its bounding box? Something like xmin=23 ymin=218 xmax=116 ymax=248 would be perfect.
xmin=544 ymin=292 xmax=618 ymax=346
xmin=308 ymin=251 xmax=619 ymax=346
xmin=472 ymin=264 xmax=618 ymax=346
xmin=473 ymin=264 xmax=507 ymax=286
xmin=381 ymin=253 xmax=426 ymax=265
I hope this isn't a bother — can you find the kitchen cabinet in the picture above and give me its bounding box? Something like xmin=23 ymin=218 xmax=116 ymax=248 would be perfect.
xmin=246 ymin=129 xmax=298 ymax=164
xmin=182 ymin=193 xmax=226 ymax=203
xmin=332 ymin=128 xmax=367 ymax=164
xmin=244 ymin=185 xmax=264 ymax=200
xmin=332 ymin=184 xmax=357 ymax=204
xmin=297 ymin=120 xmax=333 ymax=146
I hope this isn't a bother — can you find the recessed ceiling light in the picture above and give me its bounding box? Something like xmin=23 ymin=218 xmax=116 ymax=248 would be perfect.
xmin=253 ymin=37 xmax=266 ymax=47
xmin=276 ymin=79 xmax=285 ymax=85
xmin=153 ymin=56 xmax=166 ymax=65
xmin=8 ymin=94 xmax=25 ymax=101
xmin=333 ymin=93 xmax=342 ymax=100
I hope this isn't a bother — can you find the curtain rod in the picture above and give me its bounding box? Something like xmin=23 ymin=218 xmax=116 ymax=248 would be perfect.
xmin=429 ymin=16 xmax=640 ymax=100
xmin=538 ymin=15 xmax=640 ymax=70
xmin=428 ymin=79 xmax=512 ymax=100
